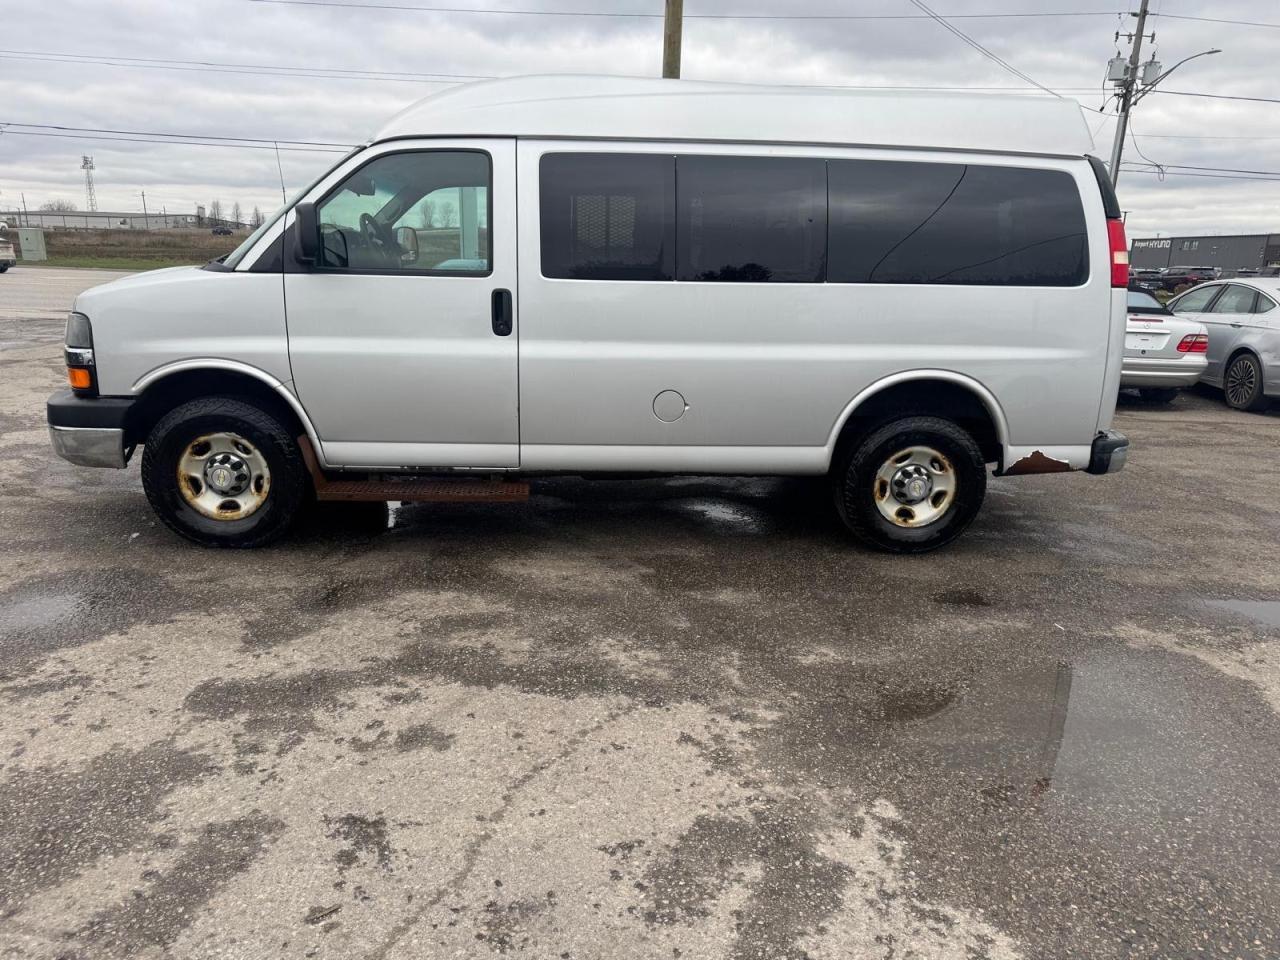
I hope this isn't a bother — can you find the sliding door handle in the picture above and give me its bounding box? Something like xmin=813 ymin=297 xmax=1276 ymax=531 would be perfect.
xmin=491 ymin=288 xmax=513 ymax=337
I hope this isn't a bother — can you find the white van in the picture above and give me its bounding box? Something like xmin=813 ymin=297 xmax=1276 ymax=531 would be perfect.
xmin=47 ymin=76 xmax=1130 ymax=552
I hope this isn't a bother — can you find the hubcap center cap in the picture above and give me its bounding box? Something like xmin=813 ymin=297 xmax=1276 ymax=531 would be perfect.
xmin=892 ymin=464 xmax=933 ymax=505
xmin=204 ymin=453 xmax=250 ymax=496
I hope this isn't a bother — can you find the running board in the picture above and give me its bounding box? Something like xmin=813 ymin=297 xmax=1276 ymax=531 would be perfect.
xmin=298 ymin=437 xmax=529 ymax=503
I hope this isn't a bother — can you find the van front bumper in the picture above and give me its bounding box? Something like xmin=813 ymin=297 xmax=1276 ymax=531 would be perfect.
xmin=47 ymin=389 xmax=135 ymax=468
xmin=1086 ymin=429 xmax=1128 ymax=475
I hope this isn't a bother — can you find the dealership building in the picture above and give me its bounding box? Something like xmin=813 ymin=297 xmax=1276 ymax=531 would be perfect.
xmin=1130 ymin=233 xmax=1280 ymax=276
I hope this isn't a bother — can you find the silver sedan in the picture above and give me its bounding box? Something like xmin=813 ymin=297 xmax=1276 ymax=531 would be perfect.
xmin=1168 ymin=278 xmax=1280 ymax=411
xmin=1120 ymin=287 xmax=1208 ymax=403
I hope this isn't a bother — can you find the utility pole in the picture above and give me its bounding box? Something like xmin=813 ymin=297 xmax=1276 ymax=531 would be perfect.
xmin=1107 ymin=0 xmax=1150 ymax=187
xmin=662 ymin=0 xmax=683 ymax=79
xmin=141 ymin=190 xmax=149 ymax=229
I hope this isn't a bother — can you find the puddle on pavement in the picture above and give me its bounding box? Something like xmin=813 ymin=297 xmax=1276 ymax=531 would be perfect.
xmin=0 ymin=593 xmax=80 ymax=630
xmin=1205 ymin=600 xmax=1280 ymax=630
xmin=674 ymin=498 xmax=767 ymax=531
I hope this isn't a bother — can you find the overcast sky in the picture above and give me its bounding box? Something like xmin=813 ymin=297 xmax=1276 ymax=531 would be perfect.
xmin=2 ymin=0 xmax=1277 ymax=237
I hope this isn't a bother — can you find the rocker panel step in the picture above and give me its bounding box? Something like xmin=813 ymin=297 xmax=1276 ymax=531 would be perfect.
xmin=298 ymin=436 xmax=529 ymax=503
xmin=316 ymin=477 xmax=530 ymax=503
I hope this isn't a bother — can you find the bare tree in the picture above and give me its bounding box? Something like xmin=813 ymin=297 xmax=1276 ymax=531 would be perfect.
xmin=39 ymin=200 xmax=78 ymax=212
xmin=419 ymin=199 xmax=436 ymax=229
xmin=438 ymin=200 xmax=458 ymax=228
xmin=209 ymin=199 xmax=223 ymax=223
xmin=250 ymin=205 xmax=264 ymax=228
xmin=231 ymin=202 xmax=243 ymax=227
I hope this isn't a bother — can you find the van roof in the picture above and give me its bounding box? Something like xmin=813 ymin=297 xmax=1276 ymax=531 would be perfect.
xmin=372 ymin=75 xmax=1095 ymax=159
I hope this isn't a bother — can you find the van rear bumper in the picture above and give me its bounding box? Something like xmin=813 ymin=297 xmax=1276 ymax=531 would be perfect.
xmin=1086 ymin=429 xmax=1128 ymax=475
xmin=47 ymin=389 xmax=135 ymax=468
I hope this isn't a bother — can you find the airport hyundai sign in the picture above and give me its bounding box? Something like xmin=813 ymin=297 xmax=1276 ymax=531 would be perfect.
xmin=1132 ymin=239 xmax=1172 ymax=249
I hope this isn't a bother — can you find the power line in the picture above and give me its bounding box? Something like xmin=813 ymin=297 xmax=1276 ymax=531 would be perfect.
xmin=0 ymin=50 xmax=1106 ymax=95
xmin=905 ymin=0 xmax=1060 ymax=98
xmin=246 ymin=0 xmax=1125 ymax=20
xmin=1150 ymin=13 xmax=1280 ymax=29
xmin=0 ymin=129 xmax=352 ymax=153
xmin=1151 ymin=89 xmax=1280 ymax=105
xmin=1121 ymin=166 xmax=1280 ymax=182
xmin=0 ymin=50 xmax=492 ymax=84
xmin=1 ymin=121 xmax=353 ymax=148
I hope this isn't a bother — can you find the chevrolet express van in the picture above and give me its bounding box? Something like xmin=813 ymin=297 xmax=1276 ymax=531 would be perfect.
xmin=46 ymin=76 xmax=1129 ymax=552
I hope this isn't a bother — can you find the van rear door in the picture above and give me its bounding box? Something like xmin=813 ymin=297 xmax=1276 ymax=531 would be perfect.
xmin=284 ymin=139 xmax=519 ymax=468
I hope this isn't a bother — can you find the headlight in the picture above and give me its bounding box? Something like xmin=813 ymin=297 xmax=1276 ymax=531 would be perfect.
xmin=66 ymin=312 xmax=93 ymax=349
xmin=64 ymin=312 xmax=96 ymax=394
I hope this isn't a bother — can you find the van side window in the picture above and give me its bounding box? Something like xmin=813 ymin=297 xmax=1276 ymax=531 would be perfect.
xmin=316 ymin=151 xmax=490 ymax=274
xmin=828 ymin=161 xmax=1087 ymax=286
xmin=676 ymin=156 xmax=826 ymax=283
xmin=540 ymin=153 xmax=674 ymax=280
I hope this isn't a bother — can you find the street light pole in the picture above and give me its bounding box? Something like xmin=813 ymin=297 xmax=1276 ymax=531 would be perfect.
xmin=1108 ymin=0 xmax=1151 ymax=187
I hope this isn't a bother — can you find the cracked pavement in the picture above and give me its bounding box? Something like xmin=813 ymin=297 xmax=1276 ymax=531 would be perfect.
xmin=2 ymin=267 xmax=1280 ymax=959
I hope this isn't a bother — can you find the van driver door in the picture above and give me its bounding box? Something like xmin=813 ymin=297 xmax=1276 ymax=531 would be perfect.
xmin=284 ymin=139 xmax=519 ymax=468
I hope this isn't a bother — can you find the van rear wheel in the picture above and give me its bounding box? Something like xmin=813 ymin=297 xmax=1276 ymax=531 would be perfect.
xmin=834 ymin=416 xmax=986 ymax=553
xmin=141 ymin=396 xmax=308 ymax=547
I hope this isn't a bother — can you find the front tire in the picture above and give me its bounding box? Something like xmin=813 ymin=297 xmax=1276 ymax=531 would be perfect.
xmin=834 ymin=416 xmax=987 ymax=554
xmin=141 ymin=397 xmax=308 ymax=547
xmin=1223 ymin=353 xmax=1269 ymax=412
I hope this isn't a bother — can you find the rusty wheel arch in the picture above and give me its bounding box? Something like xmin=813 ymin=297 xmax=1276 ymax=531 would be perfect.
xmin=830 ymin=375 xmax=1006 ymax=470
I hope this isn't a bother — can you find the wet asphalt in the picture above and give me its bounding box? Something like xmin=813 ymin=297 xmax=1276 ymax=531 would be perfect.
xmin=2 ymin=267 xmax=1280 ymax=959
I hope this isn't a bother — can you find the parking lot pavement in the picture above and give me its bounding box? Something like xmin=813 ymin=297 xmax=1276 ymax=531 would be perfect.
xmin=2 ymin=292 xmax=1280 ymax=958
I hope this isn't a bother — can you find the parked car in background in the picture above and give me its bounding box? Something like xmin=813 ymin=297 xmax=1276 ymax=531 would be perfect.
xmin=1129 ymin=267 xmax=1164 ymax=292
xmin=1168 ymin=278 xmax=1280 ymax=411
xmin=0 ymin=226 xmax=15 ymax=273
xmin=1120 ymin=287 xmax=1208 ymax=403
xmin=1160 ymin=266 xmax=1218 ymax=292
xmin=211 ymin=225 xmax=234 ymax=236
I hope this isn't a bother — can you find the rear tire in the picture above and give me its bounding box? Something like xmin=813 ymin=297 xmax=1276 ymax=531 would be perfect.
xmin=1138 ymin=387 xmax=1178 ymax=404
xmin=1223 ymin=353 xmax=1269 ymax=412
xmin=141 ymin=396 xmax=308 ymax=547
xmin=834 ymin=416 xmax=986 ymax=554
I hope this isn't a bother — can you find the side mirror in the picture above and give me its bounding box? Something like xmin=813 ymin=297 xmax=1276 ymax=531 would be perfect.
xmin=395 ymin=226 xmax=420 ymax=264
xmin=295 ymin=202 xmax=319 ymax=263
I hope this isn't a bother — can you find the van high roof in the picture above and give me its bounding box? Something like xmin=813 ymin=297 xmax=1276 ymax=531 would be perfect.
xmin=372 ymin=74 xmax=1095 ymax=159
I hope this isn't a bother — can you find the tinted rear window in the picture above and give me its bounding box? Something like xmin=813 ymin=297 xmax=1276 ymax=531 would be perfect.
xmin=676 ymin=155 xmax=826 ymax=283
xmin=828 ymin=161 xmax=1088 ymax=286
xmin=540 ymin=153 xmax=674 ymax=280
xmin=1126 ymin=290 xmax=1169 ymax=313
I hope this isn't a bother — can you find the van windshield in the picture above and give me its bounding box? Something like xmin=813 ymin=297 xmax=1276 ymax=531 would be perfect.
xmin=220 ymin=145 xmax=366 ymax=270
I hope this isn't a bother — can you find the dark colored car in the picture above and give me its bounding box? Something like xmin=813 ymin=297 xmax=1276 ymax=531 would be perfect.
xmin=211 ymin=225 xmax=234 ymax=236
xmin=1160 ymin=266 xmax=1217 ymax=292
xmin=1129 ymin=268 xmax=1164 ymax=292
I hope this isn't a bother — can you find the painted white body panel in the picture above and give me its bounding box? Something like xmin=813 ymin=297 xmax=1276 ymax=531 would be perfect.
xmin=515 ymin=139 xmax=1115 ymax=463
xmin=374 ymin=75 xmax=1094 ymax=159
xmin=75 ymin=267 xmax=291 ymax=395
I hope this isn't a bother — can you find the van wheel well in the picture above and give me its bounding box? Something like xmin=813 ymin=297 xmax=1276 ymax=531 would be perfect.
xmin=126 ymin=370 xmax=304 ymax=448
xmin=833 ymin=379 xmax=1001 ymax=468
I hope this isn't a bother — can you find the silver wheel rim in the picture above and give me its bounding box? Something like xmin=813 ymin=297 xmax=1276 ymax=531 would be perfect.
xmin=176 ymin=432 xmax=271 ymax=521
xmin=873 ymin=445 xmax=956 ymax=528
xmin=1226 ymin=358 xmax=1256 ymax=407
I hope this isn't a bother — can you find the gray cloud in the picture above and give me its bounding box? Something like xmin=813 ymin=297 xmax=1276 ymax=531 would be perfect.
xmin=2 ymin=0 xmax=1277 ymax=236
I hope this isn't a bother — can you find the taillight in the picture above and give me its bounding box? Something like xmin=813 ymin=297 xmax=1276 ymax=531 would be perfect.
xmin=1108 ymin=218 xmax=1129 ymax=288
xmin=1177 ymin=334 xmax=1209 ymax=353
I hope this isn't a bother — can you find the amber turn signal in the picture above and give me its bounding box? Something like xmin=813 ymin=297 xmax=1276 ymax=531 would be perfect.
xmin=68 ymin=367 xmax=93 ymax=390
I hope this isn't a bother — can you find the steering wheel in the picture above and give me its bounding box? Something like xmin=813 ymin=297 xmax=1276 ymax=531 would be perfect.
xmin=358 ymin=212 xmax=393 ymax=252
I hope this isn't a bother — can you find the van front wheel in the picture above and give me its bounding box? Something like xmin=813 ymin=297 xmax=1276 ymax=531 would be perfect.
xmin=141 ymin=397 xmax=308 ymax=548
xmin=834 ymin=416 xmax=986 ymax=553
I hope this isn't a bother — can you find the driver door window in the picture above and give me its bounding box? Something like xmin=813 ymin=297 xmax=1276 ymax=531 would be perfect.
xmin=316 ymin=150 xmax=491 ymax=274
